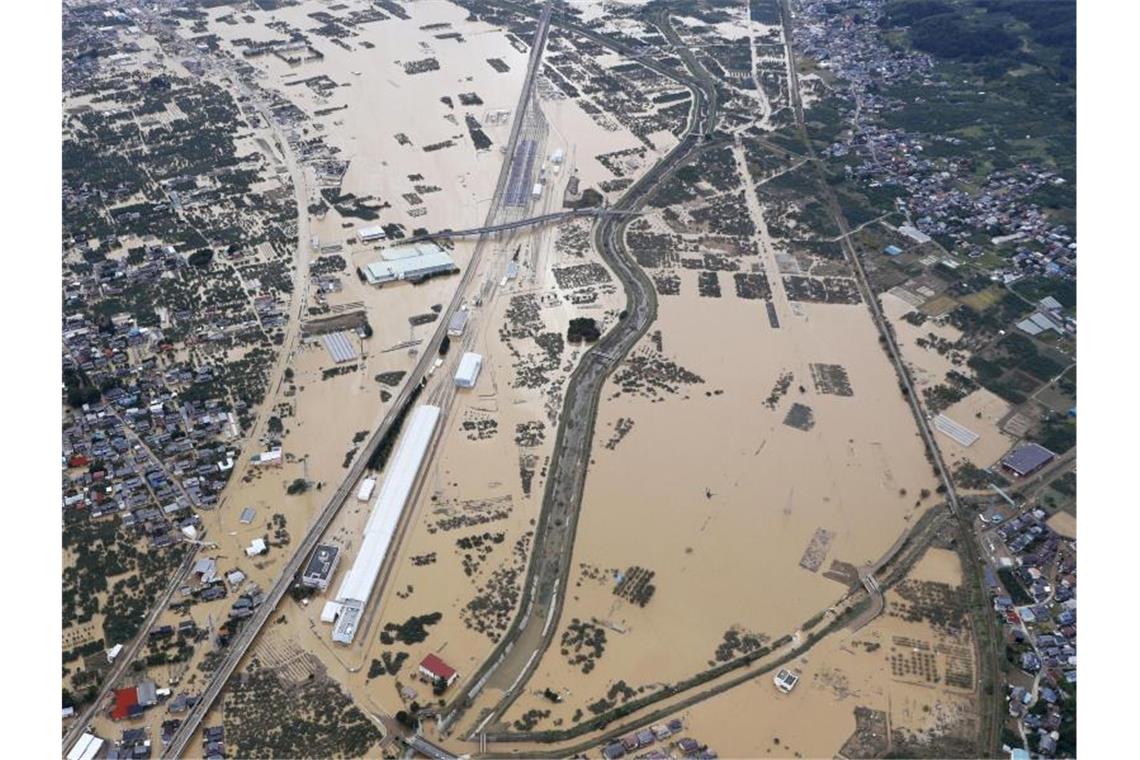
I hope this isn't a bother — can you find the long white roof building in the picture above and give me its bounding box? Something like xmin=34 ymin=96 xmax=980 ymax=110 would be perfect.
xmin=332 ymin=404 xmax=441 ymax=644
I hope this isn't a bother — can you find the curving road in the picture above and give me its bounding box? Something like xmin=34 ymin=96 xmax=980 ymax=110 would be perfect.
xmin=438 ymin=8 xmax=719 ymax=740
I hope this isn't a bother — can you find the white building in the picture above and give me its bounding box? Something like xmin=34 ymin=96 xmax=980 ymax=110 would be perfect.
xmin=356 ymin=477 xmax=376 ymax=502
xmin=320 ymin=601 xmax=342 ymax=624
xmin=897 ymin=224 xmax=932 ymax=244
xmin=362 ymin=244 xmax=458 ymax=285
xmin=332 ymin=406 xmax=442 ymax=644
xmin=251 ymin=449 xmax=282 ymax=467
xmin=454 ymin=352 xmax=483 ymax=388
xmin=774 ymin=669 xmax=799 ymax=693
xmin=358 ymin=225 xmax=387 ymax=242
xmin=302 ymin=543 xmax=341 ymax=590
xmin=67 ymin=733 xmax=105 ymax=760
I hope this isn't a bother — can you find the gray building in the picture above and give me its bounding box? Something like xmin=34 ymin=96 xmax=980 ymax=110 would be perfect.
xmin=302 ymin=544 xmax=341 ymax=590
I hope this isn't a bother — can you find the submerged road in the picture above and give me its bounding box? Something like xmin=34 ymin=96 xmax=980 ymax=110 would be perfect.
xmin=159 ymin=3 xmax=556 ymax=758
xmin=439 ymin=7 xmax=718 ymax=739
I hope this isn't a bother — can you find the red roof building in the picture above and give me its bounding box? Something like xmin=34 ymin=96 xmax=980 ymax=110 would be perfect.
xmin=111 ymin=687 xmax=138 ymax=721
xmin=418 ymin=654 xmax=458 ymax=686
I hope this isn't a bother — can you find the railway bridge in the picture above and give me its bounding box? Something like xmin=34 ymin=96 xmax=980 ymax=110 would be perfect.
xmin=398 ymin=208 xmax=638 ymax=245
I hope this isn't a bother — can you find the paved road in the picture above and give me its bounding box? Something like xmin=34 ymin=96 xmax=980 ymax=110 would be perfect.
xmin=438 ymin=8 xmax=717 ymax=740
xmin=159 ymin=4 xmax=557 ymax=757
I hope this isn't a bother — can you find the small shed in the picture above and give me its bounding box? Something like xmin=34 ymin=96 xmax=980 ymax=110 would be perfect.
xmin=356 ymin=478 xmax=376 ymax=502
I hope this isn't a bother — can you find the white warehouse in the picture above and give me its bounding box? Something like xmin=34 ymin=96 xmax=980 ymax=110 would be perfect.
xmin=361 ymin=243 xmax=458 ymax=286
xmin=455 ymin=352 xmax=483 ymax=388
xmin=358 ymin=225 xmax=387 ymax=242
xmin=331 ymin=405 xmax=441 ymax=645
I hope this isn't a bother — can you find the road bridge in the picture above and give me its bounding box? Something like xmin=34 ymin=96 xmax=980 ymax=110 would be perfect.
xmin=399 ymin=208 xmax=637 ymax=245
xmin=437 ymin=5 xmax=717 ymax=741
xmin=158 ymin=4 xmax=558 ymax=757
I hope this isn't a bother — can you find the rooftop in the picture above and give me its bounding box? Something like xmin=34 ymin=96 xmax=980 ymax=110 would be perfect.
xmin=1001 ymin=443 xmax=1057 ymax=476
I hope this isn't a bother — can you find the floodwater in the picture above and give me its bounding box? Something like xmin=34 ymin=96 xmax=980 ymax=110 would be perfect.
xmin=674 ymin=546 xmax=978 ymax=759
xmin=500 ymin=278 xmax=940 ymax=731
xmin=880 ymin=292 xmax=1015 ymax=473
xmin=173 ymin=0 xmax=683 ymax=738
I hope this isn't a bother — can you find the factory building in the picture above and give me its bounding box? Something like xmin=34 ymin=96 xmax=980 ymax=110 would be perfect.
xmin=1001 ymin=443 xmax=1057 ymax=478
xmin=361 ymin=243 xmax=458 ymax=285
xmin=454 ymin=352 xmax=483 ymax=388
xmin=331 ymin=405 xmax=442 ymax=644
xmin=301 ymin=543 xmax=341 ymax=590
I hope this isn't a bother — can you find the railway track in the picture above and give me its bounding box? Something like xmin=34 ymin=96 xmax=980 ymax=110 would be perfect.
xmin=398 ymin=208 xmax=636 ymax=245
xmin=158 ymin=3 xmax=557 ymax=757
xmin=437 ymin=6 xmax=718 ymax=741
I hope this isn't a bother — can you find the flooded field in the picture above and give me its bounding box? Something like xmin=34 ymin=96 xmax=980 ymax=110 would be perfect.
xmin=881 ymin=292 xmax=1016 ymax=474
xmin=660 ymin=544 xmax=979 ymax=759
xmin=119 ymin=0 xmax=692 ymax=747
xmin=497 ymin=259 xmax=939 ymax=733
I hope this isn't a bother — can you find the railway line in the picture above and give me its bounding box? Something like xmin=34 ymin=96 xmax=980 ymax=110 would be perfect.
xmin=775 ymin=0 xmax=1002 ymax=753
xmin=399 ymin=208 xmax=637 ymax=245
xmin=157 ymin=3 xmax=557 ymax=757
xmin=437 ymin=6 xmax=718 ymax=741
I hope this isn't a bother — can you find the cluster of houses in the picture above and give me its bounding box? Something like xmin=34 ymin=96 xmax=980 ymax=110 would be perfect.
xmin=796 ymin=0 xmax=1076 ymax=290
xmin=601 ymin=719 xmax=717 ymax=760
xmin=61 ymin=398 xmax=209 ymax=549
xmin=978 ymin=505 xmax=1076 ymax=757
xmin=74 ymin=669 xmax=215 ymax=759
xmin=63 ymin=305 xmax=246 ymax=515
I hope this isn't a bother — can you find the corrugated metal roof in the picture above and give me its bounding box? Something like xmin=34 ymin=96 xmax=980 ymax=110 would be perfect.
xmin=934 ymin=414 xmax=979 ymax=447
xmin=1017 ymin=318 xmax=1043 ymax=336
xmin=322 ymin=331 xmax=358 ymax=363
